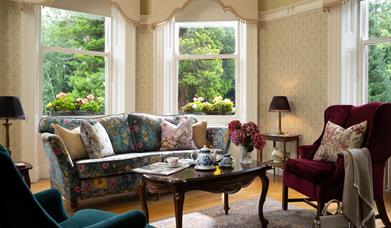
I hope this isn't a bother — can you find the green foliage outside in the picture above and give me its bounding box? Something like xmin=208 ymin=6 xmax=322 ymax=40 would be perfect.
xmin=368 ymin=1 xmax=391 ymax=102
xmin=42 ymin=7 xmax=105 ymax=114
xmin=181 ymin=96 xmax=235 ymax=115
xmin=178 ymin=26 xmax=236 ymax=114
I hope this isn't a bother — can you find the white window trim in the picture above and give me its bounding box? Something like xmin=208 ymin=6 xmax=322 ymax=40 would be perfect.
xmin=153 ymin=20 xmax=258 ymax=125
xmin=360 ymin=0 xmax=391 ymax=104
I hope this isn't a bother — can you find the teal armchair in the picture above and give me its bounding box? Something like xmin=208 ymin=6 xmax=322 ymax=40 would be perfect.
xmin=0 ymin=145 xmax=153 ymax=228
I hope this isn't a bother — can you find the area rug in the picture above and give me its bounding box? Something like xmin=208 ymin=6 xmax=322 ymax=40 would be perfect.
xmin=151 ymin=197 xmax=316 ymax=227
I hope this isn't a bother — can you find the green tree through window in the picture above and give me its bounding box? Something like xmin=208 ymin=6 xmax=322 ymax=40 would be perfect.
xmin=177 ymin=23 xmax=236 ymax=115
xmin=367 ymin=0 xmax=391 ymax=102
xmin=41 ymin=7 xmax=107 ymax=114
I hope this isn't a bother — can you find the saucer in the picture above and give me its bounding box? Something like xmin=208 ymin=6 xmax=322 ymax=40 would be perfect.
xmin=219 ymin=162 xmax=233 ymax=168
xmin=194 ymin=165 xmax=216 ymax=171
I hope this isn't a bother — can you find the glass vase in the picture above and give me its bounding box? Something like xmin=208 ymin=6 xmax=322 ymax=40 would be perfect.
xmin=239 ymin=145 xmax=252 ymax=164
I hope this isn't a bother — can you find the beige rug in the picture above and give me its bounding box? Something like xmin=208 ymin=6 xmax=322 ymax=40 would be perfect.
xmin=151 ymin=197 xmax=316 ymax=227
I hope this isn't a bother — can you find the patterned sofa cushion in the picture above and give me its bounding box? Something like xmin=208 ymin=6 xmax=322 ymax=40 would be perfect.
xmin=75 ymin=150 xmax=194 ymax=179
xmin=97 ymin=114 xmax=135 ymax=154
xmin=127 ymin=113 xmax=164 ymax=152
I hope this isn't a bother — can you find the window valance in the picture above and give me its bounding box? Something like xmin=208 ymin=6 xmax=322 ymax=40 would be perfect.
xmin=6 ymin=0 xmax=258 ymax=26
xmin=149 ymin=0 xmax=258 ymax=28
xmin=323 ymin=0 xmax=350 ymax=11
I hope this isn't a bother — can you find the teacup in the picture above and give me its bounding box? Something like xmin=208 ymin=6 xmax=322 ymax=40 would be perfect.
xmin=165 ymin=157 xmax=179 ymax=168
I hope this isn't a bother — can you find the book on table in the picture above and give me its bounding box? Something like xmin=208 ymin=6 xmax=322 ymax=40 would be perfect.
xmin=132 ymin=162 xmax=191 ymax=176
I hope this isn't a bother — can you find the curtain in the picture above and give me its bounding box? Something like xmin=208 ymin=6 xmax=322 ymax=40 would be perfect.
xmin=111 ymin=7 xmax=136 ymax=113
xmin=153 ymin=21 xmax=175 ymax=115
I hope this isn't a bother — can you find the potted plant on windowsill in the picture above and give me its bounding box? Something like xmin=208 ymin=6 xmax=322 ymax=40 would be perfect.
xmin=45 ymin=92 xmax=104 ymax=116
xmin=181 ymin=96 xmax=235 ymax=115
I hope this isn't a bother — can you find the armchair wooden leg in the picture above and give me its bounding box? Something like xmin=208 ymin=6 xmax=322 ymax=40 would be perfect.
xmin=316 ymin=201 xmax=324 ymax=217
xmin=282 ymin=184 xmax=288 ymax=210
xmin=376 ymin=198 xmax=391 ymax=227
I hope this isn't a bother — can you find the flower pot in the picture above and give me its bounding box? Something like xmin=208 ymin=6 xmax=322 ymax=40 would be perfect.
xmin=239 ymin=145 xmax=253 ymax=164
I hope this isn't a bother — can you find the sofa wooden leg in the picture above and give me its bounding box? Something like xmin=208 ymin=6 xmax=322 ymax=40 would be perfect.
xmin=282 ymin=184 xmax=288 ymax=210
xmin=70 ymin=199 xmax=78 ymax=209
xmin=376 ymin=198 xmax=391 ymax=227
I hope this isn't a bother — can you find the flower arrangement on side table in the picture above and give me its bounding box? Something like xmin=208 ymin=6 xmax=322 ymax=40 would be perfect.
xmin=228 ymin=120 xmax=266 ymax=164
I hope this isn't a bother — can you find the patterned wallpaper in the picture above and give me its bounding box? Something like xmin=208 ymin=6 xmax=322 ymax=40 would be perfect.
xmin=136 ymin=26 xmax=154 ymax=113
xmin=0 ymin=1 xmax=22 ymax=160
xmin=258 ymin=9 xmax=328 ymax=158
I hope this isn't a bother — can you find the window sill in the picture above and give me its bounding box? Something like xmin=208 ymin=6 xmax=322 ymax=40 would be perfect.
xmin=193 ymin=114 xmax=239 ymax=126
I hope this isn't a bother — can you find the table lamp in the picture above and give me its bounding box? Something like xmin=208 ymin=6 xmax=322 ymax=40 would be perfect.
xmin=268 ymin=96 xmax=291 ymax=135
xmin=0 ymin=96 xmax=25 ymax=154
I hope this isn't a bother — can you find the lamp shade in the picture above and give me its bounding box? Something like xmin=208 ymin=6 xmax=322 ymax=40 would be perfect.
xmin=268 ymin=96 xmax=291 ymax=112
xmin=0 ymin=96 xmax=25 ymax=119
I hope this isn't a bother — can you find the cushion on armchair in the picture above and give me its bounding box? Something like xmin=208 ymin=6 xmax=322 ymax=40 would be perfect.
xmin=285 ymin=159 xmax=336 ymax=183
xmin=313 ymin=120 xmax=367 ymax=162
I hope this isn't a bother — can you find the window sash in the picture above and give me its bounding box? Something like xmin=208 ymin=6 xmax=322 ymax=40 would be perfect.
xmin=39 ymin=7 xmax=112 ymax=115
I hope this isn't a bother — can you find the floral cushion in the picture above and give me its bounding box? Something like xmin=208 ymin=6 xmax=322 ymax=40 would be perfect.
xmin=313 ymin=120 xmax=367 ymax=162
xmin=80 ymin=121 xmax=115 ymax=159
xmin=160 ymin=118 xmax=197 ymax=151
xmin=128 ymin=113 xmax=164 ymax=152
xmin=97 ymin=114 xmax=135 ymax=154
xmin=75 ymin=150 xmax=194 ymax=179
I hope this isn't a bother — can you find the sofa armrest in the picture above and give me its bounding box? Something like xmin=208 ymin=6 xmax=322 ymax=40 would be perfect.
xmin=41 ymin=133 xmax=80 ymax=201
xmin=206 ymin=126 xmax=230 ymax=151
xmin=34 ymin=189 xmax=69 ymax=223
xmin=87 ymin=210 xmax=148 ymax=228
xmin=298 ymin=144 xmax=319 ymax=159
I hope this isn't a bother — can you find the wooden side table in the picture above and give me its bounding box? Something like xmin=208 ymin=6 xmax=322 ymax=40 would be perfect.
xmin=261 ymin=133 xmax=300 ymax=173
xmin=15 ymin=162 xmax=33 ymax=188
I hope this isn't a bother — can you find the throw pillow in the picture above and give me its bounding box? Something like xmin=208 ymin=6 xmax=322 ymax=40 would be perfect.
xmin=51 ymin=124 xmax=88 ymax=160
xmin=160 ymin=118 xmax=197 ymax=151
xmin=80 ymin=121 xmax=115 ymax=159
xmin=192 ymin=121 xmax=208 ymax=149
xmin=313 ymin=120 xmax=367 ymax=162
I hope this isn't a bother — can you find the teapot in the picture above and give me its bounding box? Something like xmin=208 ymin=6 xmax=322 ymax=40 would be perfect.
xmin=193 ymin=145 xmax=214 ymax=167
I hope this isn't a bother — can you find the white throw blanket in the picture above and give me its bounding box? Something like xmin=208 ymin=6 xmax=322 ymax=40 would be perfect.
xmin=340 ymin=148 xmax=376 ymax=228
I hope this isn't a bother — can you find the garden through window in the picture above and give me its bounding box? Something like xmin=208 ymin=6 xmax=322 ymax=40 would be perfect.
xmin=176 ymin=22 xmax=237 ymax=115
xmin=41 ymin=7 xmax=110 ymax=115
xmin=362 ymin=0 xmax=391 ymax=102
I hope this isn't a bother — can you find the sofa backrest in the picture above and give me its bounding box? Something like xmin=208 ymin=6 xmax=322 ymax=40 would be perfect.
xmin=39 ymin=113 xmax=199 ymax=153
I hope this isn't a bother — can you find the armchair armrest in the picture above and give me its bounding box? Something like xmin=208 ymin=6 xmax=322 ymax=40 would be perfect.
xmin=206 ymin=126 xmax=230 ymax=151
xmin=299 ymin=144 xmax=319 ymax=159
xmin=87 ymin=210 xmax=148 ymax=228
xmin=34 ymin=189 xmax=68 ymax=223
xmin=41 ymin=133 xmax=80 ymax=201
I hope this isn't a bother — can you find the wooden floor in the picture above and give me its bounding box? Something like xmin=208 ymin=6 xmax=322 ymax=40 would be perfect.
xmin=32 ymin=174 xmax=391 ymax=226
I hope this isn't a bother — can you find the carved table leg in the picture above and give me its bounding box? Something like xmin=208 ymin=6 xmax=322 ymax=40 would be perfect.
xmin=224 ymin=192 xmax=230 ymax=215
xmin=138 ymin=179 xmax=149 ymax=223
xmin=258 ymin=173 xmax=269 ymax=227
xmin=172 ymin=187 xmax=185 ymax=228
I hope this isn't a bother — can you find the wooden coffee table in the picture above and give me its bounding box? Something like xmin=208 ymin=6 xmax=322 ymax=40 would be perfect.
xmin=138 ymin=160 xmax=271 ymax=228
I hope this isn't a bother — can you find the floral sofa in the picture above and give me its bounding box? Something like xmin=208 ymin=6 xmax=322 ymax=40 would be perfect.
xmin=39 ymin=113 xmax=230 ymax=208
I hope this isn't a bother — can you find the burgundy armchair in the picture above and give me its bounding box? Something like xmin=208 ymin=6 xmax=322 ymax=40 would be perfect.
xmin=282 ymin=102 xmax=391 ymax=226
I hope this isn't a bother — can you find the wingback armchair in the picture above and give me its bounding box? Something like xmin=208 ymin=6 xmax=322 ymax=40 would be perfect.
xmin=282 ymin=102 xmax=391 ymax=226
xmin=0 ymin=144 xmax=153 ymax=228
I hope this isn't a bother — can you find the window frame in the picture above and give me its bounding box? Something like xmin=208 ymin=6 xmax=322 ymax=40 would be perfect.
xmin=174 ymin=21 xmax=240 ymax=124
xmin=38 ymin=6 xmax=112 ymax=115
xmin=360 ymin=0 xmax=391 ymax=103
